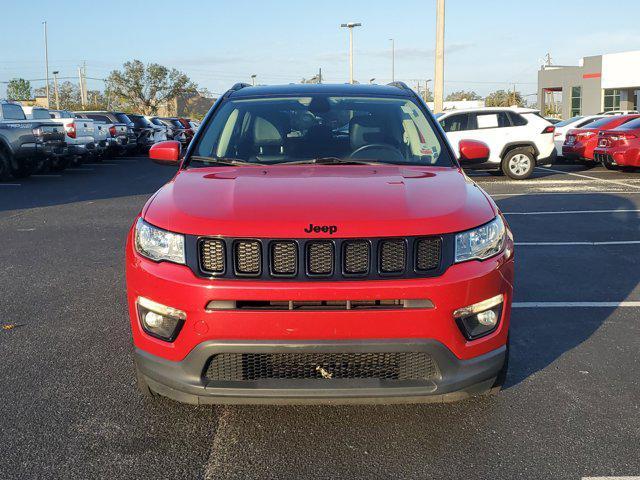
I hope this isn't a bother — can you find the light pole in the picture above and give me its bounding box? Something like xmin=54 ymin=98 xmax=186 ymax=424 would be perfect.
xmin=340 ymin=22 xmax=362 ymax=84
xmin=43 ymin=21 xmax=50 ymax=108
xmin=52 ymin=71 xmax=60 ymax=109
xmin=250 ymin=74 xmax=257 ymax=86
xmin=433 ymin=0 xmax=445 ymax=113
xmin=369 ymin=78 xmax=376 ymax=84
xmin=389 ymin=38 xmax=395 ymax=82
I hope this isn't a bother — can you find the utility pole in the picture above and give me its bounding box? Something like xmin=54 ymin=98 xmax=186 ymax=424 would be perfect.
xmin=318 ymin=68 xmax=322 ymax=84
xmin=81 ymin=61 xmax=88 ymax=106
xmin=43 ymin=21 xmax=50 ymax=108
xmin=390 ymin=38 xmax=395 ymax=82
xmin=433 ymin=0 xmax=445 ymax=113
xmin=250 ymin=74 xmax=256 ymax=86
xmin=341 ymin=22 xmax=362 ymax=84
xmin=52 ymin=71 xmax=60 ymax=109
xmin=78 ymin=66 xmax=85 ymax=107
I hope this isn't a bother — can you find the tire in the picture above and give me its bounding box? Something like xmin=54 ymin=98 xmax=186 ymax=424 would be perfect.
xmin=0 ymin=148 xmax=11 ymax=181
xmin=10 ymin=155 xmax=35 ymax=179
xmin=487 ymin=336 xmax=509 ymax=396
xmin=50 ymin=156 xmax=69 ymax=172
xmin=602 ymin=157 xmax=617 ymax=170
xmin=501 ymin=148 xmax=535 ymax=180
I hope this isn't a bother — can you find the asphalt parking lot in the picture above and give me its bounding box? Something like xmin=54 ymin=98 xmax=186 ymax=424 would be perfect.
xmin=1 ymin=159 xmax=639 ymax=479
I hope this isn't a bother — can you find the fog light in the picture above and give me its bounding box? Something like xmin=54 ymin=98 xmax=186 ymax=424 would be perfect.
xmin=137 ymin=296 xmax=186 ymax=342
xmin=453 ymin=294 xmax=503 ymax=340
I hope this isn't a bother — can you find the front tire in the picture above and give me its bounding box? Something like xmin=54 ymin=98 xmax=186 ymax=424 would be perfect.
xmin=10 ymin=156 xmax=35 ymax=179
xmin=602 ymin=157 xmax=617 ymax=170
xmin=502 ymin=148 xmax=535 ymax=180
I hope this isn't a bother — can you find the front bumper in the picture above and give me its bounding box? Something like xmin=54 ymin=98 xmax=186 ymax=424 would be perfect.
xmin=135 ymin=340 xmax=506 ymax=405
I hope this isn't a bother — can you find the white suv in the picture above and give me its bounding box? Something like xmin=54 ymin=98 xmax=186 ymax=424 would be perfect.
xmin=436 ymin=107 xmax=556 ymax=179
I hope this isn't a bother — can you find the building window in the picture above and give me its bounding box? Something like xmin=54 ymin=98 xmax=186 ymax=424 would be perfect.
xmin=570 ymin=86 xmax=582 ymax=117
xmin=603 ymin=89 xmax=621 ymax=112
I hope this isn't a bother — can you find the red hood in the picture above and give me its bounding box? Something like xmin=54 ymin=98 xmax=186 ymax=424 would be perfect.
xmin=143 ymin=165 xmax=496 ymax=238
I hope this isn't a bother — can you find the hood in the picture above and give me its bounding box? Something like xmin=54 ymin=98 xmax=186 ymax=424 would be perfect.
xmin=143 ymin=165 xmax=496 ymax=238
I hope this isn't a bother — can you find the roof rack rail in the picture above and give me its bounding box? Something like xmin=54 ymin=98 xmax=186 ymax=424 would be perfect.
xmin=222 ymin=82 xmax=252 ymax=99
xmin=387 ymin=81 xmax=412 ymax=91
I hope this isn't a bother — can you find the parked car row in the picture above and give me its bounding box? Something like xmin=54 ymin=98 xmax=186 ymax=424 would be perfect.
xmin=0 ymin=98 xmax=199 ymax=180
xmin=560 ymin=113 xmax=640 ymax=169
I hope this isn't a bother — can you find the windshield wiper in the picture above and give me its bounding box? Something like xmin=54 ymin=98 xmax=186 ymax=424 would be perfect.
xmin=189 ymin=155 xmax=260 ymax=167
xmin=280 ymin=157 xmax=384 ymax=166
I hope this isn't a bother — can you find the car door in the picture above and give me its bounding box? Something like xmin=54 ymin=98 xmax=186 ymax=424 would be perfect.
xmin=467 ymin=111 xmax=512 ymax=164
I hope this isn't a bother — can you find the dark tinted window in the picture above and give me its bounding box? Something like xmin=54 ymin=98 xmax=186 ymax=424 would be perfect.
xmin=439 ymin=113 xmax=469 ymax=132
xmin=616 ymin=118 xmax=640 ymax=130
xmin=586 ymin=117 xmax=622 ymax=129
xmin=115 ymin=113 xmax=133 ymax=124
xmin=86 ymin=114 xmax=110 ymax=123
xmin=576 ymin=117 xmax=604 ymax=128
xmin=32 ymin=108 xmax=51 ymax=120
xmin=2 ymin=103 xmax=26 ymax=120
xmin=507 ymin=112 xmax=527 ymax=126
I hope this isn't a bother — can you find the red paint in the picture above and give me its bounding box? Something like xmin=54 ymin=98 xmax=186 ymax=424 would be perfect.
xmin=126 ymin=161 xmax=514 ymax=365
xmin=594 ymin=122 xmax=640 ymax=167
xmin=563 ymin=115 xmax=640 ymax=160
xmin=459 ymin=140 xmax=490 ymax=162
xmin=582 ymin=73 xmax=602 ymax=79
xmin=149 ymin=140 xmax=181 ymax=165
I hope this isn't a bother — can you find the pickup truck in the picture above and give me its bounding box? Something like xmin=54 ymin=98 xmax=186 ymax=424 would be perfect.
xmin=0 ymin=100 xmax=66 ymax=178
xmin=46 ymin=109 xmax=97 ymax=162
xmin=76 ymin=111 xmax=137 ymax=156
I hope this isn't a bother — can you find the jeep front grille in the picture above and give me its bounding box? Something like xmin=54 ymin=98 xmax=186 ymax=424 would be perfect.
xmin=196 ymin=236 xmax=448 ymax=280
xmin=204 ymin=352 xmax=439 ymax=382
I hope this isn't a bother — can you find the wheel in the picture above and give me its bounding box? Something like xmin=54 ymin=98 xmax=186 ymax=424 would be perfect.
xmin=502 ymin=148 xmax=535 ymax=180
xmin=602 ymin=157 xmax=617 ymax=170
xmin=135 ymin=363 xmax=158 ymax=399
xmin=10 ymin=155 xmax=35 ymax=179
xmin=50 ymin=156 xmax=69 ymax=172
xmin=487 ymin=336 xmax=509 ymax=396
xmin=0 ymin=148 xmax=11 ymax=181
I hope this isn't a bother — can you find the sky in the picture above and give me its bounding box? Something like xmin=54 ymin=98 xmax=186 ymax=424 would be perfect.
xmin=1 ymin=0 xmax=640 ymax=99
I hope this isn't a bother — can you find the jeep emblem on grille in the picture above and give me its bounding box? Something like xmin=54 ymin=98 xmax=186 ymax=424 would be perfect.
xmin=304 ymin=224 xmax=338 ymax=234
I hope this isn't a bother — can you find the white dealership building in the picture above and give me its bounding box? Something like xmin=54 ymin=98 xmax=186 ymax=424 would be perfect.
xmin=538 ymin=50 xmax=640 ymax=118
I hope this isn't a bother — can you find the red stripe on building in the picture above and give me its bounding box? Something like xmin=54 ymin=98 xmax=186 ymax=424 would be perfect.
xmin=582 ymin=73 xmax=602 ymax=79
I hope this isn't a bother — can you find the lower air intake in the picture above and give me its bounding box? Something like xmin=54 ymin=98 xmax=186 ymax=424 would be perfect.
xmin=204 ymin=352 xmax=439 ymax=382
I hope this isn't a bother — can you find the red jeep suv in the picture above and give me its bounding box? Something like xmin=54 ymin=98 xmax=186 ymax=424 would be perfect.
xmin=126 ymin=82 xmax=514 ymax=404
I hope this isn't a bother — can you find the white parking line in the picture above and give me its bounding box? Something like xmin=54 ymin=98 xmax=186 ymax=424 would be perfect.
xmin=65 ymin=168 xmax=95 ymax=171
xmin=31 ymin=174 xmax=62 ymax=178
xmin=83 ymin=163 xmax=118 ymax=166
xmin=516 ymin=240 xmax=640 ymax=246
xmin=537 ymin=166 xmax=640 ymax=190
xmin=514 ymin=302 xmax=640 ymax=308
xmin=0 ymin=183 xmax=21 ymax=186
xmin=505 ymin=209 xmax=640 ymax=215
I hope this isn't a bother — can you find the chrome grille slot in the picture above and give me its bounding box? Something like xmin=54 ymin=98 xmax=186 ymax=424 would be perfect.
xmin=234 ymin=241 xmax=261 ymax=275
xmin=307 ymin=242 xmax=334 ymax=275
xmin=343 ymin=241 xmax=370 ymax=275
xmin=200 ymin=239 xmax=225 ymax=273
xmin=416 ymin=238 xmax=441 ymax=271
xmin=380 ymin=240 xmax=406 ymax=273
xmin=271 ymin=241 xmax=297 ymax=276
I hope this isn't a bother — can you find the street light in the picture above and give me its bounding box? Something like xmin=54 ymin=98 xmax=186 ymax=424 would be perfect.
xmin=340 ymin=22 xmax=362 ymax=84
xmin=389 ymin=38 xmax=395 ymax=82
xmin=250 ymin=74 xmax=257 ymax=86
xmin=43 ymin=21 xmax=50 ymax=108
xmin=369 ymin=78 xmax=376 ymax=84
xmin=52 ymin=70 xmax=60 ymax=109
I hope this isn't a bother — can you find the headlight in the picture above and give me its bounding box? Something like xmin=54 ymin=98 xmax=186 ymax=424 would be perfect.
xmin=135 ymin=218 xmax=185 ymax=264
xmin=455 ymin=216 xmax=506 ymax=263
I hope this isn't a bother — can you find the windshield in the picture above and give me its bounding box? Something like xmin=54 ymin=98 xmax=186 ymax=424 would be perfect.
xmin=190 ymin=95 xmax=451 ymax=166
xmin=615 ymin=118 xmax=640 ymax=130
xmin=32 ymin=109 xmax=51 ymax=120
xmin=116 ymin=112 xmax=133 ymax=125
xmin=585 ymin=117 xmax=620 ymax=129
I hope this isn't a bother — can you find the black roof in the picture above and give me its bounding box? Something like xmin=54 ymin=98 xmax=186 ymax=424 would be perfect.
xmin=228 ymin=83 xmax=413 ymax=98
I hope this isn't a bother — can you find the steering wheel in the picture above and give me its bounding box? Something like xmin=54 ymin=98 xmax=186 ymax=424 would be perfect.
xmin=348 ymin=143 xmax=405 ymax=162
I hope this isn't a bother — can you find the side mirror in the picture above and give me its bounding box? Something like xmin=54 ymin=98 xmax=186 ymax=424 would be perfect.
xmin=458 ymin=140 xmax=490 ymax=164
xmin=149 ymin=140 xmax=181 ymax=166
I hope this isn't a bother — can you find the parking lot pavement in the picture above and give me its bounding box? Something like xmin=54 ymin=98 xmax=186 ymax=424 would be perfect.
xmin=1 ymin=161 xmax=639 ymax=479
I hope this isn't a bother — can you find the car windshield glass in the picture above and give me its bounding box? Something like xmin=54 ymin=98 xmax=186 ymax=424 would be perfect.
xmin=615 ymin=118 xmax=640 ymax=130
xmin=2 ymin=103 xmax=26 ymax=120
xmin=586 ymin=117 xmax=619 ymax=129
xmin=554 ymin=116 xmax=583 ymax=127
xmin=116 ymin=113 xmax=133 ymax=124
xmin=32 ymin=109 xmax=51 ymax=120
xmin=191 ymin=95 xmax=451 ymax=166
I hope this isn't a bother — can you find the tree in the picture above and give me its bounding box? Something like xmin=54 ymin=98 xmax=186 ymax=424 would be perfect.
xmin=106 ymin=60 xmax=197 ymax=115
xmin=445 ymin=90 xmax=481 ymax=102
xmin=7 ymin=78 xmax=32 ymax=101
xmin=485 ymin=89 xmax=525 ymax=107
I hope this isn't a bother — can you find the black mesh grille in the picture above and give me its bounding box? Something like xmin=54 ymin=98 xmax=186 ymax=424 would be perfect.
xmin=380 ymin=240 xmax=406 ymax=273
xmin=416 ymin=238 xmax=441 ymax=271
xmin=307 ymin=242 xmax=333 ymax=275
xmin=205 ymin=352 xmax=439 ymax=382
xmin=200 ymin=239 xmax=225 ymax=273
xmin=343 ymin=241 xmax=370 ymax=274
xmin=235 ymin=241 xmax=261 ymax=275
xmin=271 ymin=242 xmax=297 ymax=275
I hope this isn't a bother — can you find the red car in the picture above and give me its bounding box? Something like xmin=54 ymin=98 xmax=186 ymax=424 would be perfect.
xmin=593 ymin=116 xmax=640 ymax=169
xmin=127 ymin=82 xmax=514 ymax=404
xmin=563 ymin=115 xmax=640 ymax=163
